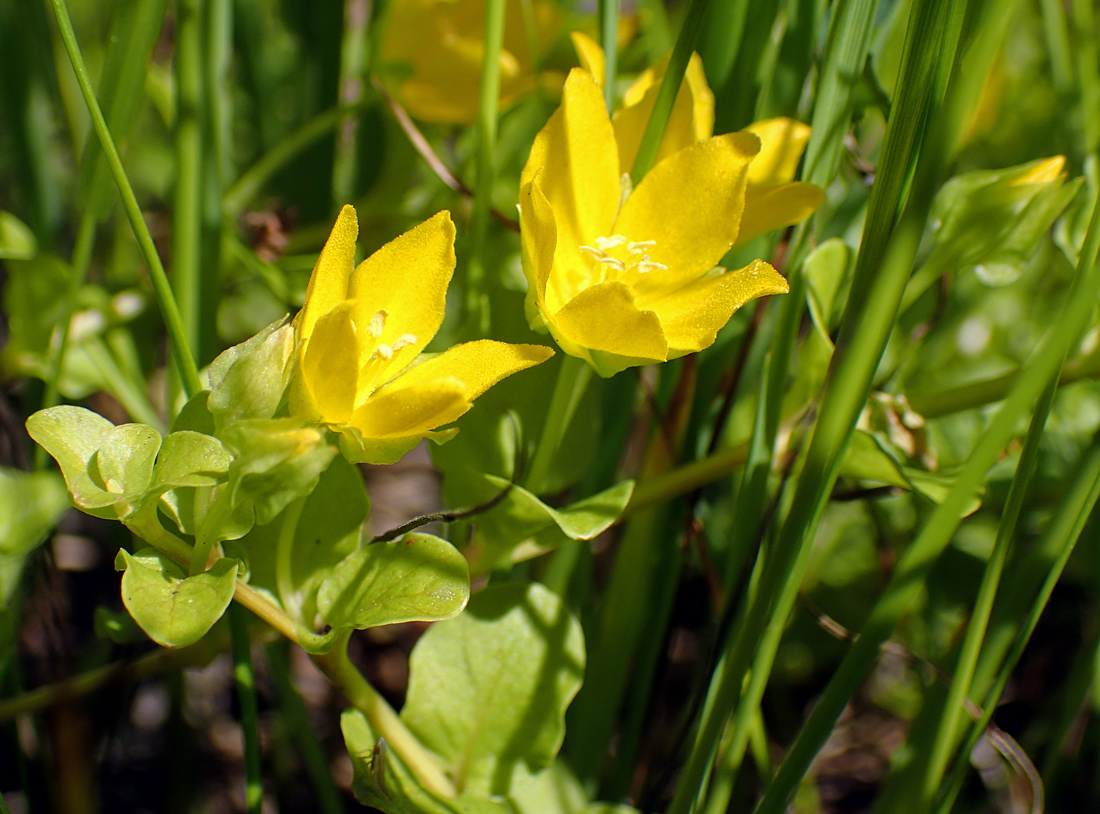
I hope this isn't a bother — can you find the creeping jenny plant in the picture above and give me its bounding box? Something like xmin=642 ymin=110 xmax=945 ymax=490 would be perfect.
xmin=519 ymin=68 xmax=803 ymax=377
xmin=291 ymin=205 xmax=554 ymax=463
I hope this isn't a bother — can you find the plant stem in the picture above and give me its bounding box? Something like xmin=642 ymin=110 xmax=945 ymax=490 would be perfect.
xmin=313 ymin=634 xmax=456 ymax=799
xmin=229 ymin=604 xmax=264 ymax=814
xmin=598 ymin=0 xmax=619 ymax=111
xmin=525 ymin=354 xmax=594 ymax=493
xmin=465 ymin=0 xmax=506 ymax=330
xmin=49 ymin=0 xmax=203 ymax=400
xmin=630 ymin=0 xmax=713 ymax=183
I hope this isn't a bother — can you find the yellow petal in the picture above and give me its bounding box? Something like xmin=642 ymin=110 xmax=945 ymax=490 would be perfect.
xmin=1009 ymin=155 xmax=1066 ymax=185
xmin=387 ymin=339 xmax=555 ymax=400
xmin=549 ymin=282 xmax=667 ymax=371
xmin=645 ymin=260 xmax=789 ymax=354
xmin=571 ymin=31 xmax=605 ymax=86
xmin=519 ymin=178 xmax=557 ymax=306
xmin=737 ymin=181 xmax=825 ymax=246
xmin=350 ymin=378 xmax=470 ymax=438
xmin=614 ymin=52 xmax=714 ymax=174
xmin=347 ymin=211 xmax=456 ymax=387
xmin=744 ymin=118 xmax=811 ymax=186
xmin=520 ymin=69 xmax=620 ymax=254
xmin=614 ymin=132 xmax=760 ymax=293
xmin=299 ymin=205 xmax=357 ymax=343
xmin=300 ymin=302 xmax=360 ymax=425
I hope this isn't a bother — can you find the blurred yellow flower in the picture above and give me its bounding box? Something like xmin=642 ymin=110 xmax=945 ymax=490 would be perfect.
xmin=571 ymin=31 xmax=824 ymax=245
xmin=518 ymin=68 xmax=792 ymax=377
xmin=291 ymin=206 xmax=553 ymax=463
xmin=379 ymin=0 xmax=560 ymax=123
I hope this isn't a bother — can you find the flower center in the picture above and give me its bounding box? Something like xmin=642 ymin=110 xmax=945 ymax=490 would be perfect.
xmin=578 ymin=234 xmax=667 ymax=285
xmin=363 ymin=309 xmax=418 ymax=362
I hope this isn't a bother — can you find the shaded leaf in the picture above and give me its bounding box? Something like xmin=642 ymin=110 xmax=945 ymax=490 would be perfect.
xmin=401 ymin=581 xmax=585 ymax=796
xmin=116 ymin=548 xmax=238 ymax=647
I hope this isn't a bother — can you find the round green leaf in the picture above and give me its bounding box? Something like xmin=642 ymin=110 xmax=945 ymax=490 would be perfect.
xmin=317 ymin=533 xmax=469 ymax=631
xmin=400 ymin=581 xmax=585 ymax=796
xmin=115 ymin=548 xmax=238 ymax=648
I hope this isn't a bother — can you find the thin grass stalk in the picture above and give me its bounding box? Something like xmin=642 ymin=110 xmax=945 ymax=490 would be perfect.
xmin=918 ymin=371 xmax=1062 ymax=806
xmin=754 ymin=146 xmax=1100 ymax=814
xmin=699 ymin=0 xmax=749 ymax=96
xmin=598 ymin=0 xmax=619 ymax=111
xmin=49 ymin=0 xmax=202 ymax=399
xmin=934 ymin=430 xmax=1100 ymax=814
xmin=1040 ymin=0 xmax=1073 ymax=94
xmin=267 ymin=644 xmax=345 ymax=814
xmin=201 ymin=0 xmax=232 ymax=365
xmin=332 ymin=0 xmax=371 ymax=204
xmin=462 ymin=0 xmax=506 ymax=330
xmin=173 ymin=0 xmax=203 ymax=400
xmin=629 ymin=0 xmax=713 ymax=183
xmin=223 ymin=99 xmax=374 ymax=218
xmin=1072 ymin=0 xmax=1100 ymax=153
xmin=669 ymin=0 xmax=885 ymax=807
xmin=229 ymin=604 xmax=264 ymax=814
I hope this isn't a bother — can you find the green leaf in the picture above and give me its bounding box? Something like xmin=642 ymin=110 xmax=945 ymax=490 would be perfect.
xmin=0 ymin=210 xmax=36 ymax=259
xmin=115 ymin=548 xmax=238 ymax=648
xmin=400 ymin=581 xmax=585 ymax=796
xmin=0 ymin=468 xmax=70 ymax=557
xmin=208 ymin=319 xmax=295 ymax=431
xmin=171 ymin=390 xmax=217 ymax=435
xmin=222 ymin=417 xmax=337 ymax=524
xmin=804 ymin=238 xmax=853 ymax=335
xmin=317 ymin=533 xmax=469 ymax=631
xmin=469 ymin=478 xmax=635 ymax=572
xmin=232 ymin=454 xmax=368 ymax=634
xmin=87 ymin=423 xmax=162 ymax=515
xmin=839 ymin=430 xmax=981 ymax=514
xmin=342 ymin=710 xmax=513 ymax=814
xmin=27 ymin=405 xmax=120 ymax=515
xmin=152 ymin=431 xmax=232 ymax=490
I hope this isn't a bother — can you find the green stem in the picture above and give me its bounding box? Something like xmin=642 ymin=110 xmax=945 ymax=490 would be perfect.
xmin=598 ymin=0 xmax=619 ymax=111
xmin=754 ymin=161 xmax=1100 ymax=814
xmin=464 ymin=0 xmax=506 ymax=329
xmin=49 ymin=0 xmax=202 ymax=400
xmin=230 ymin=603 xmax=264 ymax=814
xmin=524 ymin=354 xmax=594 ymax=493
xmin=313 ymin=633 xmax=455 ymax=798
xmin=190 ymin=486 xmax=233 ymax=575
xmin=267 ymin=643 xmax=345 ymax=814
xmin=918 ymin=371 xmax=1061 ymax=805
xmin=173 ymin=0 xmax=203 ymax=393
xmin=629 ymin=0 xmax=713 ymax=183
xmin=332 ymin=0 xmax=370 ymax=204
xmin=275 ymin=498 xmax=308 ymax=623
xmin=934 ymin=431 xmax=1100 ymax=814
xmin=223 ymin=98 xmax=374 ymax=218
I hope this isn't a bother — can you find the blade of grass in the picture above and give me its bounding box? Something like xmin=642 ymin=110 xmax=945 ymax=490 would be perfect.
xmin=630 ymin=0 xmax=714 ymax=183
xmin=173 ymin=0 xmax=203 ymax=401
xmin=49 ymin=0 xmax=202 ymax=399
xmin=754 ymin=143 xmax=1100 ymax=814
xmin=464 ymin=0 xmax=506 ymax=331
xmin=223 ymin=98 xmax=374 ymax=219
xmin=917 ymin=369 xmax=1062 ymax=807
xmin=935 ymin=429 xmax=1100 ymax=814
xmin=229 ymin=604 xmax=264 ymax=814
xmin=267 ymin=643 xmax=345 ymax=814
xmin=598 ymin=0 xmax=619 ymax=111
xmin=332 ymin=0 xmax=371 ymax=205
xmin=668 ymin=0 xmax=882 ymax=808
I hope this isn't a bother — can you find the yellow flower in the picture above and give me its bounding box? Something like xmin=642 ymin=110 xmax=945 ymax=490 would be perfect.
xmin=379 ymin=0 xmax=561 ymax=124
xmin=290 ymin=206 xmax=553 ymax=463
xmin=571 ymin=31 xmax=824 ymax=245
xmin=518 ymin=68 xmax=798 ymax=377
